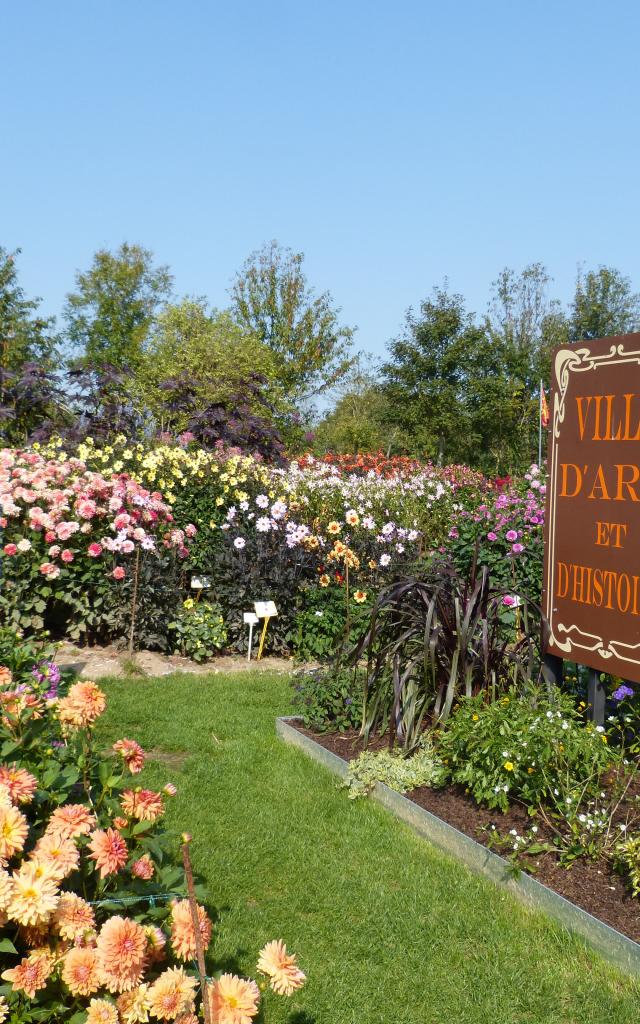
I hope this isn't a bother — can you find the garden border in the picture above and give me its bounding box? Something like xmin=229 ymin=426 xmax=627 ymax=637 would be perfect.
xmin=276 ymin=715 xmax=640 ymax=977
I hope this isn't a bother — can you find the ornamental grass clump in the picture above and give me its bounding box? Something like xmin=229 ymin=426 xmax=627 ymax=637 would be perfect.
xmin=0 ymin=634 xmax=306 ymax=1022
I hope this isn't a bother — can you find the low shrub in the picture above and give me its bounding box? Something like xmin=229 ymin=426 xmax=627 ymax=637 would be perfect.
xmin=291 ymin=667 xmax=364 ymax=732
xmin=289 ymin=584 xmax=372 ymax=662
xmin=168 ymin=598 xmax=227 ymax=661
xmin=437 ymin=685 xmax=617 ymax=813
xmin=343 ymin=738 xmax=445 ymax=799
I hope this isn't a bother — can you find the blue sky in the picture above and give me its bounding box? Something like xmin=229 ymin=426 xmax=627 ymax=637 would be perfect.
xmin=2 ymin=0 xmax=639 ymax=364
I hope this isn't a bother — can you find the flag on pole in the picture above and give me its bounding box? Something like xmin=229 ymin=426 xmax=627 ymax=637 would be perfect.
xmin=540 ymin=384 xmax=550 ymax=428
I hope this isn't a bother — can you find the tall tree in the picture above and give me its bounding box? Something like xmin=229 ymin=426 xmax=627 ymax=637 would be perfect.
xmin=134 ymin=297 xmax=282 ymax=432
xmin=569 ymin=265 xmax=640 ymax=341
xmin=230 ymin=240 xmax=355 ymax=402
xmin=380 ymin=287 xmax=480 ymax=464
xmin=64 ymin=243 xmax=172 ymax=370
xmin=315 ymin=358 xmax=400 ymax=454
xmin=0 ymin=247 xmax=62 ymax=443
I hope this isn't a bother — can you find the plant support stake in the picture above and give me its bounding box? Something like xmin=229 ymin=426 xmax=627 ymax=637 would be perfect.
xmin=128 ymin=547 xmax=141 ymax=655
xmin=181 ymin=837 xmax=212 ymax=1024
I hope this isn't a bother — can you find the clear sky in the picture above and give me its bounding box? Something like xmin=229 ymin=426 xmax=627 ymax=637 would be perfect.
xmin=2 ymin=0 xmax=639 ymax=363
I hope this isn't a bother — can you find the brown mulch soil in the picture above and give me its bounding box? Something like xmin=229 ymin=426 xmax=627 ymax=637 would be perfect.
xmin=295 ymin=724 xmax=640 ymax=943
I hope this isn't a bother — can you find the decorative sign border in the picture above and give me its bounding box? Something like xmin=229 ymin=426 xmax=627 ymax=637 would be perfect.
xmin=546 ymin=341 xmax=640 ymax=669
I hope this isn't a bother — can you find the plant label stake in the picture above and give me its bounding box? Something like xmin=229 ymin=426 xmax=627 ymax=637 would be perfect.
xmin=243 ymin=611 xmax=259 ymax=660
xmin=254 ymin=601 xmax=278 ymax=660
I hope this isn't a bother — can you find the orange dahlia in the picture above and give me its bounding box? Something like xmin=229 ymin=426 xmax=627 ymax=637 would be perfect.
xmin=47 ymin=803 xmax=96 ymax=840
xmin=62 ymin=945 xmax=101 ymax=996
xmin=88 ymin=828 xmax=128 ymax=878
xmin=96 ymin=915 xmax=147 ymax=993
xmin=0 ymin=803 xmax=28 ymax=862
xmin=0 ymin=765 xmax=37 ymax=804
xmin=0 ymin=667 xmax=12 ymax=687
xmin=131 ymin=854 xmax=154 ymax=880
xmin=53 ymin=891 xmax=96 ymax=940
xmin=208 ymin=973 xmax=260 ymax=1024
xmin=85 ymin=998 xmax=119 ymax=1024
xmin=58 ymin=680 xmax=106 ymax=729
xmin=2 ymin=949 xmax=54 ymax=998
xmin=113 ymin=738 xmax=145 ymax=774
xmin=169 ymin=898 xmax=212 ymax=961
xmin=120 ymin=789 xmax=164 ymax=822
xmin=148 ymin=966 xmax=197 ymax=1020
xmin=256 ymin=939 xmax=306 ymax=995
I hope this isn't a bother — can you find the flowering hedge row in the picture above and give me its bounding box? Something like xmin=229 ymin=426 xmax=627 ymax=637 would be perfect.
xmin=0 ymin=630 xmax=305 ymax=1021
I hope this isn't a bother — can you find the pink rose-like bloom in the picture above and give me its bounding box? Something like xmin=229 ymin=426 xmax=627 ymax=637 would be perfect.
xmin=88 ymin=542 xmax=103 ymax=558
xmin=112 ymin=567 xmax=126 ymax=580
xmin=113 ymin=513 xmax=130 ymax=530
xmin=121 ymin=540 xmax=135 ymax=554
xmin=61 ymin=549 xmax=75 ymax=563
xmin=487 ymin=532 xmax=497 ymax=542
xmin=505 ymin=530 xmax=518 ymax=542
xmin=77 ymin=499 xmax=97 ymax=520
xmin=39 ymin=562 xmax=60 ymax=579
xmin=131 ymin=855 xmax=154 ymax=880
xmin=185 ymin=524 xmax=197 ymax=538
xmin=502 ymin=594 xmax=517 ymax=607
xmin=512 ymin=543 xmax=524 ymax=554
xmin=45 ymin=530 xmax=56 ymax=543
xmin=3 ymin=543 xmax=17 ymax=556
xmin=48 ymin=545 xmax=61 ymax=558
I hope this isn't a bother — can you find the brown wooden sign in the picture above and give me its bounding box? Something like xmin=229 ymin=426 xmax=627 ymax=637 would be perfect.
xmin=543 ymin=332 xmax=640 ymax=682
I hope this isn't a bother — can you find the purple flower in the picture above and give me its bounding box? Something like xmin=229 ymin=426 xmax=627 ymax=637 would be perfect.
xmin=512 ymin=543 xmax=524 ymax=554
xmin=612 ymin=684 xmax=635 ymax=702
xmin=487 ymin=531 xmax=497 ymax=542
xmin=506 ymin=529 xmax=518 ymax=542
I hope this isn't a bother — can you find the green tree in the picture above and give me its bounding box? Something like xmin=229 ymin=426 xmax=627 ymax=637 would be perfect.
xmin=0 ymin=247 xmax=62 ymax=442
xmin=569 ymin=265 xmax=640 ymax=341
xmin=380 ymin=287 xmax=482 ymax=463
xmin=230 ymin=240 xmax=355 ymax=403
xmin=134 ymin=298 xmax=282 ymax=432
xmin=64 ymin=243 xmax=173 ymax=370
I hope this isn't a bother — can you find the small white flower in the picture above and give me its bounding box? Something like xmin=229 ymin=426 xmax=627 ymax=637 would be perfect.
xmin=233 ymin=537 xmax=246 ymax=549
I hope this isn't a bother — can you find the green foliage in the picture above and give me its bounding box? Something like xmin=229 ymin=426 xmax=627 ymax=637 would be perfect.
xmin=615 ymin=833 xmax=640 ymax=897
xmin=64 ymin=242 xmax=173 ymax=370
xmin=570 ymin=265 xmax=640 ymax=341
xmin=168 ymin=598 xmax=227 ymax=661
xmin=231 ymin=240 xmax=355 ymax=402
xmin=291 ymin=667 xmax=363 ymax=732
xmin=290 ymin=584 xmax=371 ymax=662
xmin=438 ymin=686 xmax=617 ymax=813
xmin=343 ymin=737 xmax=445 ymax=799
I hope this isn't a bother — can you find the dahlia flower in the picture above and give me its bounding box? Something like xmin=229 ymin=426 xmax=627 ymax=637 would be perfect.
xmin=117 ymin=983 xmax=152 ymax=1023
xmin=0 ymin=866 xmax=12 ymax=910
xmin=96 ymin=915 xmax=147 ymax=993
xmin=144 ymin=924 xmax=167 ymax=963
xmin=208 ymin=973 xmax=260 ymax=1024
xmin=131 ymin=854 xmax=154 ymax=880
xmin=47 ymin=803 xmax=96 ymax=839
xmin=53 ymin=891 xmax=96 ymax=940
xmin=256 ymin=939 xmax=306 ymax=995
xmin=7 ymin=862 xmax=59 ymax=926
xmin=57 ymin=680 xmax=106 ymax=729
xmin=86 ymin=998 xmax=119 ymax=1024
xmin=0 ymin=803 xmax=29 ymax=862
xmin=121 ymin=788 xmax=164 ymax=822
xmin=32 ymin=832 xmax=80 ymax=880
xmin=113 ymin=737 xmax=145 ymax=774
xmin=0 ymin=995 xmax=7 ymax=1023
xmin=0 ymin=765 xmax=37 ymax=804
xmin=62 ymin=945 xmax=101 ymax=996
xmin=148 ymin=966 xmax=197 ymax=1020
xmin=88 ymin=828 xmax=128 ymax=878
xmin=2 ymin=949 xmax=54 ymax=997
xmin=169 ymin=898 xmax=212 ymax=961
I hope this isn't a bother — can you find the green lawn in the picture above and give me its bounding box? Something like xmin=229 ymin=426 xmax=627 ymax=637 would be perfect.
xmin=99 ymin=671 xmax=639 ymax=1024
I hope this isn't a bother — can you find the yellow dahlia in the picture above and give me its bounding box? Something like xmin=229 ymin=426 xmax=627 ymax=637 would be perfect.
xmin=2 ymin=949 xmax=54 ymax=998
xmin=0 ymin=765 xmax=37 ymax=804
xmin=148 ymin=966 xmax=197 ymax=1020
xmin=117 ymin=983 xmax=152 ymax=1023
xmin=208 ymin=973 xmax=260 ymax=1024
xmin=53 ymin=891 xmax=96 ymax=940
xmin=86 ymin=998 xmax=119 ymax=1024
xmin=96 ymin=915 xmax=147 ymax=993
xmin=88 ymin=828 xmax=128 ymax=878
xmin=256 ymin=940 xmax=306 ymax=995
xmin=0 ymin=994 xmax=8 ymax=1023
xmin=0 ymin=803 xmax=28 ymax=862
xmin=7 ymin=862 xmax=59 ymax=926
xmin=0 ymin=866 xmax=12 ymax=910
xmin=32 ymin=832 xmax=80 ymax=880
xmin=62 ymin=945 xmax=101 ymax=996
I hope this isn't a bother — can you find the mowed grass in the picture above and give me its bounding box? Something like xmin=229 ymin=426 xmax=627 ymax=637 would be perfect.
xmin=98 ymin=672 xmax=640 ymax=1024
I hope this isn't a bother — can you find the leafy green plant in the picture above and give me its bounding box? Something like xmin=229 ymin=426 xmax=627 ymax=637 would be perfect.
xmin=290 ymin=585 xmax=371 ymax=662
xmin=168 ymin=598 xmax=227 ymax=661
xmin=291 ymin=666 xmax=364 ymax=732
xmin=615 ymin=833 xmax=640 ymax=896
xmin=343 ymin=737 xmax=446 ymax=799
xmin=351 ymin=562 xmax=541 ymax=750
xmin=438 ymin=685 xmax=617 ymax=812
